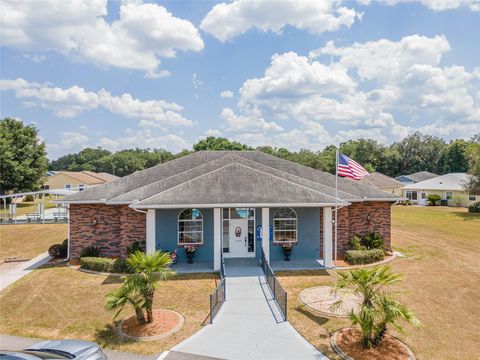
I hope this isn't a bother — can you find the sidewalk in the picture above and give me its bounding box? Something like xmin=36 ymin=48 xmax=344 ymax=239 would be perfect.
xmin=171 ymin=259 xmax=328 ymax=360
xmin=0 ymin=252 xmax=51 ymax=291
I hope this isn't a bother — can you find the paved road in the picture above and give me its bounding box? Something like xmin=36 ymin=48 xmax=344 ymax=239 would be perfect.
xmin=0 ymin=252 xmax=51 ymax=291
xmin=172 ymin=259 xmax=328 ymax=360
xmin=0 ymin=334 xmax=157 ymax=360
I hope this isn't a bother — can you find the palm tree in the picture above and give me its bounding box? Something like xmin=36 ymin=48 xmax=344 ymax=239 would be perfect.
xmin=105 ymin=251 xmax=175 ymax=324
xmin=335 ymin=266 xmax=420 ymax=348
xmin=127 ymin=251 xmax=175 ymax=323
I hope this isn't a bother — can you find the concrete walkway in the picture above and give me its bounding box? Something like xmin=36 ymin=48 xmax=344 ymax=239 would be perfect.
xmin=0 ymin=252 xmax=51 ymax=291
xmin=171 ymin=259 xmax=328 ymax=360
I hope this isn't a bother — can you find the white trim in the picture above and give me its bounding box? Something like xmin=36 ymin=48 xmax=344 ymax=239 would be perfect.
xmin=262 ymin=208 xmax=270 ymax=261
xmin=54 ymin=200 xmax=106 ymax=204
xmin=323 ymin=207 xmax=333 ymax=269
xmin=213 ymin=208 xmax=221 ymax=270
xmin=132 ymin=202 xmax=348 ymax=209
xmin=146 ymin=209 xmax=156 ymax=255
xmin=177 ymin=208 xmax=204 ymax=246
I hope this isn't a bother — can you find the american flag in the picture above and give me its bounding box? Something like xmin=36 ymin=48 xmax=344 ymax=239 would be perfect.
xmin=337 ymin=153 xmax=369 ymax=180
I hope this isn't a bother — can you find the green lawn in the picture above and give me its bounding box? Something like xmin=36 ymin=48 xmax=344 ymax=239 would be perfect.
xmin=279 ymin=206 xmax=480 ymax=360
xmin=0 ymin=224 xmax=68 ymax=260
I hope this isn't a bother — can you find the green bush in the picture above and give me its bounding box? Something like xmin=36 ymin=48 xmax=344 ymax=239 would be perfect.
xmin=427 ymin=194 xmax=441 ymax=206
xmin=363 ymin=231 xmax=385 ymax=250
xmin=80 ymin=257 xmax=132 ymax=273
xmin=24 ymin=194 xmax=34 ymax=202
xmin=48 ymin=238 xmax=68 ymax=258
xmin=80 ymin=245 xmax=99 ymax=258
xmin=453 ymin=196 xmax=464 ymax=207
xmin=469 ymin=201 xmax=480 ymax=213
xmin=350 ymin=235 xmax=366 ymax=250
xmin=345 ymin=249 xmax=385 ymax=265
xmin=126 ymin=240 xmax=145 ymax=255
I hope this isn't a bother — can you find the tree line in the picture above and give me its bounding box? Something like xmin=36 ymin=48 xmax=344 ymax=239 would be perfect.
xmin=1 ymin=117 xmax=479 ymax=194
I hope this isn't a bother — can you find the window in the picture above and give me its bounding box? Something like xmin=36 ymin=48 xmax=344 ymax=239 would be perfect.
xmin=178 ymin=209 xmax=203 ymax=245
xmin=446 ymin=192 xmax=453 ymax=200
xmin=273 ymin=208 xmax=297 ymax=244
xmin=469 ymin=194 xmax=477 ymax=201
xmin=65 ymin=184 xmax=71 ymax=189
xmin=405 ymin=190 xmax=417 ymax=200
xmin=78 ymin=184 xmax=85 ymax=191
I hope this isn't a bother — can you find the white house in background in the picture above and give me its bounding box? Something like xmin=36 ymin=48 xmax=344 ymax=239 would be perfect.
xmin=402 ymin=173 xmax=478 ymax=206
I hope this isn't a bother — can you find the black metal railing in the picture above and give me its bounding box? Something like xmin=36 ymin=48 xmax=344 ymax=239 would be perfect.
xmin=261 ymin=248 xmax=287 ymax=321
xmin=209 ymin=253 xmax=227 ymax=324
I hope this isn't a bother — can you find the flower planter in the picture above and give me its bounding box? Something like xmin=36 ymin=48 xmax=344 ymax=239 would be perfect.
xmin=186 ymin=251 xmax=194 ymax=264
xmin=283 ymin=248 xmax=292 ymax=261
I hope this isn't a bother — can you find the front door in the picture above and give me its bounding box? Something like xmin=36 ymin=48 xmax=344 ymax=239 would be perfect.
xmin=229 ymin=218 xmax=249 ymax=258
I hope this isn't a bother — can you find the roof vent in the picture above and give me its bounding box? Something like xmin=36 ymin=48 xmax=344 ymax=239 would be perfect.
xmin=439 ymin=182 xmax=443 ymax=184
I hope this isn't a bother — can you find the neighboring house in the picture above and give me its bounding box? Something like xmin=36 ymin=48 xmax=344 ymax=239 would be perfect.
xmin=395 ymin=171 xmax=438 ymax=185
xmin=61 ymin=151 xmax=400 ymax=270
xmin=353 ymin=172 xmax=404 ymax=196
xmin=402 ymin=173 xmax=478 ymax=206
xmin=44 ymin=171 xmax=118 ymax=191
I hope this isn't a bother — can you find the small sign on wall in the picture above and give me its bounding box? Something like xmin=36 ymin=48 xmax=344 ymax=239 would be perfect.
xmin=256 ymin=225 xmax=262 ymax=241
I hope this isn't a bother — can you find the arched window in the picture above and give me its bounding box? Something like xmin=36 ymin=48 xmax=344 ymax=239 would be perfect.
xmin=273 ymin=208 xmax=297 ymax=244
xmin=178 ymin=209 xmax=203 ymax=245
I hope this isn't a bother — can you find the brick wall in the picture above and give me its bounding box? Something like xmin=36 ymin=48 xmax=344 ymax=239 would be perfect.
xmin=69 ymin=204 xmax=146 ymax=258
xmin=320 ymin=201 xmax=392 ymax=258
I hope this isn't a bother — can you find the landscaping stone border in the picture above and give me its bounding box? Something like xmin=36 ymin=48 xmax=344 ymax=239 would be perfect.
xmin=299 ymin=286 xmax=361 ymax=318
xmin=336 ymin=253 xmax=397 ymax=270
xmin=116 ymin=309 xmax=184 ymax=341
xmin=330 ymin=328 xmax=416 ymax=360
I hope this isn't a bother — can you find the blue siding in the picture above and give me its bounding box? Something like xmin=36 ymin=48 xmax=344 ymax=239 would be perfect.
xmin=155 ymin=208 xmax=214 ymax=265
xmin=269 ymin=207 xmax=321 ymax=261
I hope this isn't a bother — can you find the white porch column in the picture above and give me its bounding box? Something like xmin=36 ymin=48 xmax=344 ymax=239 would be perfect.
xmin=213 ymin=208 xmax=221 ymax=270
xmin=323 ymin=207 xmax=333 ymax=268
xmin=146 ymin=209 xmax=156 ymax=255
xmin=262 ymin=207 xmax=270 ymax=261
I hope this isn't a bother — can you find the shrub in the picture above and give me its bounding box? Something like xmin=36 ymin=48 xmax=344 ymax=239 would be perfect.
xmin=345 ymin=249 xmax=385 ymax=265
xmin=453 ymin=196 xmax=464 ymax=207
xmin=363 ymin=231 xmax=385 ymax=250
xmin=427 ymin=194 xmax=441 ymax=206
xmin=80 ymin=257 xmax=114 ymax=272
xmin=126 ymin=240 xmax=146 ymax=255
xmin=112 ymin=258 xmax=132 ymax=273
xmin=48 ymin=238 xmax=68 ymax=258
xmin=350 ymin=235 xmax=366 ymax=251
xmin=469 ymin=201 xmax=480 ymax=213
xmin=80 ymin=245 xmax=99 ymax=258
xmin=24 ymin=194 xmax=34 ymax=202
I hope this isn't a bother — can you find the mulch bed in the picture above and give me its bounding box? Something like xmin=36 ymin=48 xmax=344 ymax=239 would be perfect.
xmin=332 ymin=328 xmax=414 ymax=360
xmin=119 ymin=309 xmax=184 ymax=340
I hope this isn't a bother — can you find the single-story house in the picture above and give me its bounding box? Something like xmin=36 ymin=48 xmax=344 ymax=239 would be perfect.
xmin=351 ymin=172 xmax=404 ymax=196
xmin=395 ymin=171 xmax=437 ymax=185
xmin=61 ymin=151 xmax=399 ymax=270
xmin=44 ymin=171 xmax=118 ymax=191
xmin=402 ymin=173 xmax=478 ymax=206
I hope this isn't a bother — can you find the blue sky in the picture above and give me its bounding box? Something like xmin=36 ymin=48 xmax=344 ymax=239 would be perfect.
xmin=1 ymin=0 xmax=479 ymax=159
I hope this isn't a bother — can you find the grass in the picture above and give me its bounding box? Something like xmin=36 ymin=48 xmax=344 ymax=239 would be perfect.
xmin=278 ymin=206 xmax=480 ymax=360
xmin=0 ymin=224 xmax=68 ymax=260
xmin=0 ymin=265 xmax=218 ymax=355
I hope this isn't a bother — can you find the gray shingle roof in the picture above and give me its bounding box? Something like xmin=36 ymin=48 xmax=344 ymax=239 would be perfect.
xmin=62 ymin=151 xmax=399 ymax=207
xmin=353 ymin=172 xmax=403 ymax=189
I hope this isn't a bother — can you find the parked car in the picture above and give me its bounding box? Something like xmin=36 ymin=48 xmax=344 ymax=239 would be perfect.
xmin=0 ymin=339 xmax=107 ymax=359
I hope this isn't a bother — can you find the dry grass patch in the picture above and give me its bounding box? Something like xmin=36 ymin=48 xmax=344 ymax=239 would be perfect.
xmin=278 ymin=206 xmax=480 ymax=360
xmin=0 ymin=199 xmax=58 ymax=217
xmin=0 ymin=265 xmax=218 ymax=355
xmin=0 ymin=224 xmax=67 ymax=261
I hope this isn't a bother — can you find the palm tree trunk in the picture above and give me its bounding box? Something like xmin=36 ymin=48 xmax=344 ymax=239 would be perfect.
xmin=146 ymin=292 xmax=154 ymax=323
xmin=135 ymin=306 xmax=146 ymax=325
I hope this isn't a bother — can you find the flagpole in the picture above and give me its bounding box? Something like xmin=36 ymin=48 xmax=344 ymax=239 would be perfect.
xmin=334 ymin=146 xmax=339 ymax=283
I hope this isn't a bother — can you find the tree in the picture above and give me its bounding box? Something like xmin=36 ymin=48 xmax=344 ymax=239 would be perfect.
xmin=437 ymin=139 xmax=469 ymax=173
xmin=466 ymin=135 xmax=480 ymax=194
xmin=335 ymin=266 xmax=420 ymax=348
xmin=0 ymin=118 xmax=48 ymax=193
xmin=105 ymin=251 xmax=175 ymax=324
xmin=49 ymin=148 xmax=111 ymax=171
xmin=193 ymin=136 xmax=251 ymax=151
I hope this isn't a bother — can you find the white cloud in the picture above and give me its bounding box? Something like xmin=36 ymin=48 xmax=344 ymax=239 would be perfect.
xmin=1 ymin=78 xmax=193 ymax=127
xmin=358 ymin=0 xmax=480 ymax=11
xmin=220 ymin=90 xmax=234 ymax=98
xmin=200 ymin=0 xmax=358 ymax=42
xmin=0 ymin=0 xmax=204 ymax=75
xmin=204 ymin=129 xmax=223 ymax=137
xmin=221 ymin=34 xmax=479 ymax=148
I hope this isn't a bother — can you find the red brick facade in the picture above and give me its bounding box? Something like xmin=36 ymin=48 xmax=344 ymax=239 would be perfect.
xmin=320 ymin=201 xmax=392 ymax=258
xmin=69 ymin=204 xmax=146 ymax=258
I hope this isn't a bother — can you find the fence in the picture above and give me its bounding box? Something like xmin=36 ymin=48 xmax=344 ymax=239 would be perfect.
xmin=261 ymin=248 xmax=288 ymax=321
xmin=209 ymin=254 xmax=227 ymax=323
